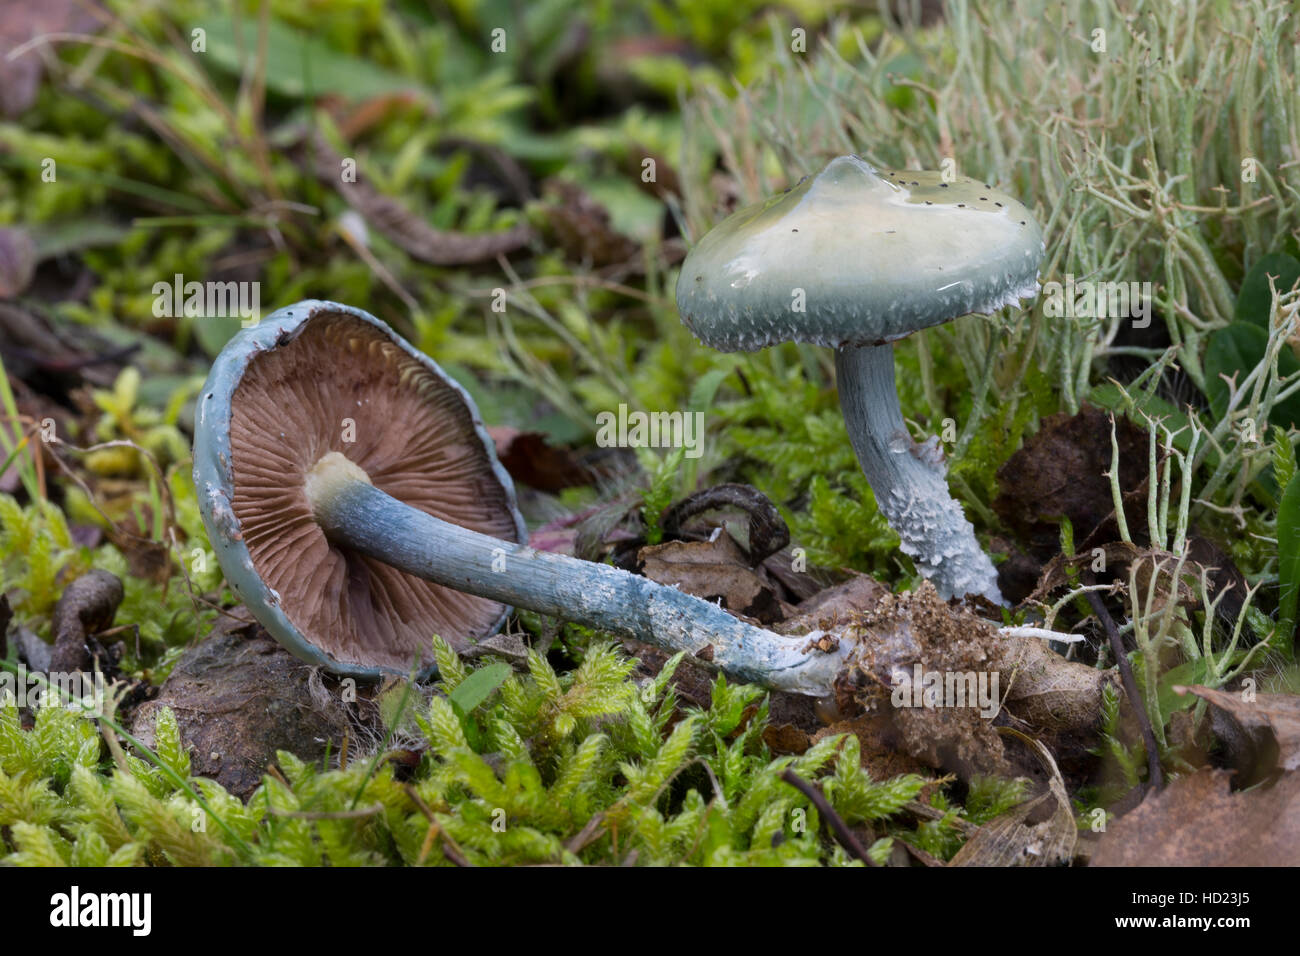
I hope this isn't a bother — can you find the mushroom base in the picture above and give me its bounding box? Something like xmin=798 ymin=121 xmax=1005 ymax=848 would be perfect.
xmin=835 ymin=343 xmax=1004 ymax=604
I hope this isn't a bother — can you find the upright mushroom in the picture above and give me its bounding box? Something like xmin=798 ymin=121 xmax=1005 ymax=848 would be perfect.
xmin=195 ymin=300 xmax=848 ymax=693
xmin=675 ymin=155 xmax=1044 ymax=604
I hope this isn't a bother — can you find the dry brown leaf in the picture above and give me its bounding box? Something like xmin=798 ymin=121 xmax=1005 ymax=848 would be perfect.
xmin=762 ymin=723 xmax=811 ymax=755
xmin=488 ymin=426 xmax=597 ymax=492
xmin=1090 ymin=770 xmax=1300 ymax=866
xmin=776 ymin=572 xmax=888 ymax=634
xmin=993 ymin=634 xmax=1116 ymax=735
xmin=638 ymin=531 xmax=782 ymax=623
xmin=950 ymin=728 xmax=1075 ymax=866
xmin=1177 ymin=684 xmax=1300 ymax=784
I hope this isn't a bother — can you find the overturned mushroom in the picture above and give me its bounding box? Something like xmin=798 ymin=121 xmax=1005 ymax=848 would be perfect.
xmin=676 ymin=155 xmax=1044 ymax=603
xmin=194 ymin=300 xmax=849 ymax=691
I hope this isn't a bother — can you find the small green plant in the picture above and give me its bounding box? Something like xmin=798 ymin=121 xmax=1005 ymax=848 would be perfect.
xmin=1 ymin=640 xmax=1028 ymax=866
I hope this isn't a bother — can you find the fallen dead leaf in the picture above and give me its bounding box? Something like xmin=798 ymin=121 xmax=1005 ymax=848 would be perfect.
xmin=488 ymin=426 xmax=597 ymax=492
xmin=639 ymin=529 xmax=783 ymax=623
xmin=762 ymin=722 xmax=811 ymax=755
xmin=304 ymin=130 xmax=532 ymax=265
xmin=950 ymin=728 xmax=1075 ymax=866
xmin=1090 ymin=769 xmax=1300 ymax=866
xmin=993 ymin=633 xmax=1116 ymax=736
xmin=1177 ymin=684 xmax=1300 ymax=784
xmin=776 ymin=572 xmax=888 ymax=634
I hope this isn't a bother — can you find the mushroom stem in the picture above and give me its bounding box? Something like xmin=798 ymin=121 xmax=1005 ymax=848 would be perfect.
xmin=834 ymin=343 xmax=1003 ymax=604
xmin=304 ymin=452 xmax=847 ymax=695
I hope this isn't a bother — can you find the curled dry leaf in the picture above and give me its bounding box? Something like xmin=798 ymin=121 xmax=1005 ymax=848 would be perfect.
xmin=776 ymin=572 xmax=888 ymax=634
xmin=661 ymin=483 xmax=790 ymax=567
xmin=1176 ymin=684 xmax=1300 ymax=784
xmin=1090 ymin=769 xmax=1300 ymax=866
xmin=638 ymin=529 xmax=784 ymax=623
xmin=950 ymin=728 xmax=1076 ymax=867
xmin=488 ymin=426 xmax=598 ymax=493
xmin=992 ymin=631 xmax=1116 ymax=736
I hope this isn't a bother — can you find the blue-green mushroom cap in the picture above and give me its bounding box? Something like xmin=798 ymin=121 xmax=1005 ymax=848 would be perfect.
xmin=675 ymin=155 xmax=1044 ymax=351
xmin=193 ymin=300 xmax=526 ymax=680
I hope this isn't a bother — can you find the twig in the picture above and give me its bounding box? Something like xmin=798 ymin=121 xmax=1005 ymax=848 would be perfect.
xmin=402 ymin=784 xmax=471 ymax=867
xmin=998 ymin=626 xmax=1085 ymax=643
xmin=780 ymin=769 xmax=877 ymax=865
xmin=1082 ymin=574 xmax=1164 ymax=790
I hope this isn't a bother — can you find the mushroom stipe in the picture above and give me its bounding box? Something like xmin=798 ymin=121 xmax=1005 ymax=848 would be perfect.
xmin=195 ymin=299 xmax=848 ymax=691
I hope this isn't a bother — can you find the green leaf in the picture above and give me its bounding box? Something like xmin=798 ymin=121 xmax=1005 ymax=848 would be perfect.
xmin=203 ymin=18 xmax=428 ymax=100
xmin=1236 ymin=253 xmax=1300 ymax=327
xmin=1203 ymin=322 xmax=1300 ymax=427
xmin=1277 ymin=472 xmax=1300 ymax=647
xmin=448 ymin=663 xmax=512 ymax=715
xmin=1157 ymin=657 xmax=1209 ymax=721
xmin=688 ymin=361 xmax=741 ymax=414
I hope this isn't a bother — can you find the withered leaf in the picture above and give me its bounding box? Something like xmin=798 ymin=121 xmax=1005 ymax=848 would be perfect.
xmin=488 ymin=426 xmax=597 ymax=492
xmin=638 ymin=530 xmax=782 ymax=623
xmin=993 ymin=634 xmax=1115 ymax=736
xmin=1090 ymin=769 xmax=1300 ymax=866
xmin=776 ymin=572 xmax=887 ymax=634
xmin=1177 ymin=684 xmax=1300 ymax=784
xmin=950 ymin=729 xmax=1075 ymax=867
xmin=762 ymin=722 xmax=811 ymax=755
